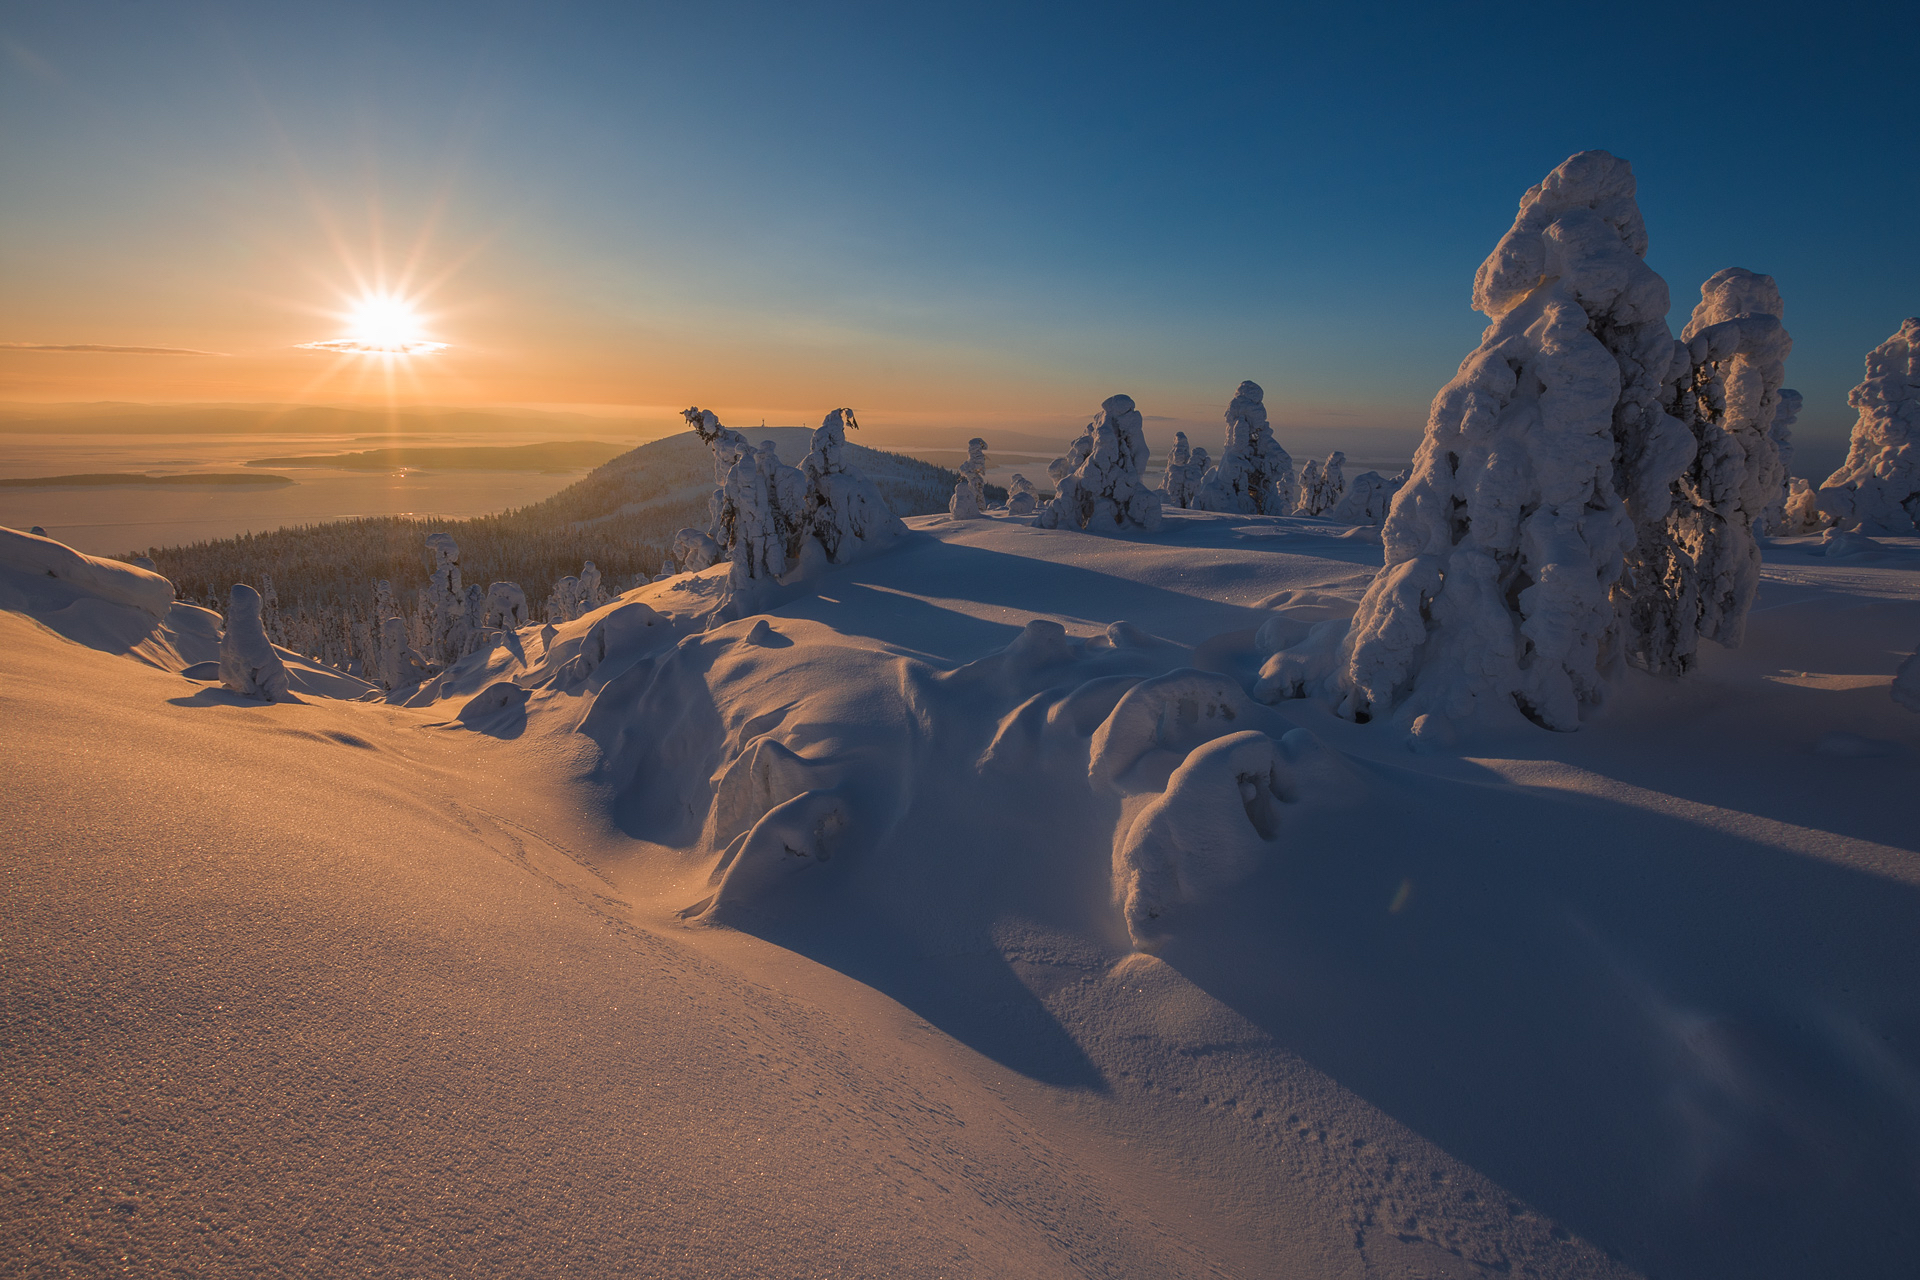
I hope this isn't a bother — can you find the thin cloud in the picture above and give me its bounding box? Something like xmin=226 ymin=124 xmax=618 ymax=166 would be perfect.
xmin=1 ymin=342 xmax=228 ymax=356
xmin=297 ymin=339 xmax=449 ymax=355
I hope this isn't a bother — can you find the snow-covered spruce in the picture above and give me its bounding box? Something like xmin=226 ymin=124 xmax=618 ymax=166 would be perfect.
xmin=219 ymin=584 xmax=289 ymax=701
xmin=581 ymin=561 xmax=609 ymax=610
xmin=800 ymin=408 xmax=907 ymax=563
xmin=483 ymin=581 xmax=529 ymax=630
xmin=1778 ymin=478 xmax=1827 ymax=534
xmin=672 ymin=527 xmax=721 ymax=572
xmin=1005 ymin=474 xmax=1038 ymax=516
xmin=948 ymin=478 xmax=985 ymax=519
xmin=1895 ymin=639 xmax=1920 ymax=713
xmin=421 ymin=532 xmax=469 ymax=665
xmin=1195 ymin=381 xmax=1293 ymax=515
xmin=1160 ymin=432 xmax=1200 ymax=509
xmin=1296 ymin=452 xmax=1347 ymax=517
xmin=959 ymin=438 xmax=988 ymax=509
xmin=1036 ymin=395 xmax=1163 ymax=532
xmin=380 ymin=616 xmax=431 ymax=691
xmin=1626 ymin=268 xmax=1793 ymax=675
xmin=1760 ymin=388 xmax=1804 ymax=533
xmin=1327 ymin=469 xmax=1406 ymax=525
xmin=1818 ymin=317 xmax=1920 ymax=534
xmin=1329 ymin=150 xmax=1689 ymax=737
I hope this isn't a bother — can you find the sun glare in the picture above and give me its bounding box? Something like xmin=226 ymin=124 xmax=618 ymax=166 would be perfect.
xmin=298 ymin=291 xmax=447 ymax=356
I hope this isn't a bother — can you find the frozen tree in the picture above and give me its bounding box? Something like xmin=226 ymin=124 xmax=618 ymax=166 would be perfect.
xmin=219 ymin=584 xmax=289 ymax=701
xmin=1818 ymin=317 xmax=1920 ymax=534
xmin=959 ymin=438 xmax=988 ymax=509
xmin=1776 ymin=477 xmax=1826 ymax=534
xmin=757 ymin=439 xmax=811 ymax=564
xmin=420 ymin=532 xmax=469 ymax=663
xmin=483 ymin=581 xmax=528 ymax=630
xmin=1036 ymin=394 xmax=1164 ymax=532
xmin=1759 ymin=388 xmax=1804 ymax=533
xmin=657 ymin=557 xmax=675 ymax=579
xmin=800 ymin=408 xmax=907 ymax=562
xmin=547 ymin=575 xmax=585 ymax=623
xmin=1047 ymin=423 xmax=1096 ymax=492
xmin=381 ymin=616 xmax=430 ymax=691
xmin=719 ymin=438 xmax=787 ymax=586
xmin=684 ymin=407 xmax=755 ymax=547
xmin=1296 ymin=451 xmax=1347 ymax=516
xmin=948 ymin=478 xmax=985 ymax=519
xmin=1331 ymin=150 xmax=1691 ymax=737
xmin=1625 ymin=269 xmax=1793 ymax=674
xmin=1005 ymin=474 xmax=1039 ymax=516
xmin=1195 ymin=381 xmax=1293 ymax=515
xmin=581 ymin=560 xmax=609 ymax=609
xmin=1327 ymin=469 xmax=1405 ymax=525
xmin=1160 ymin=432 xmax=1202 ymax=509
xmin=1895 ymin=639 xmax=1920 ymax=713
xmin=672 ymin=527 xmax=720 ymax=572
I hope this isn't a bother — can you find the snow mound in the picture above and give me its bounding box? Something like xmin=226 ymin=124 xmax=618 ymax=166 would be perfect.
xmin=1896 ymin=639 xmax=1920 ymax=712
xmin=0 ymin=524 xmax=174 ymax=618
xmin=1819 ymin=316 xmax=1920 ymax=534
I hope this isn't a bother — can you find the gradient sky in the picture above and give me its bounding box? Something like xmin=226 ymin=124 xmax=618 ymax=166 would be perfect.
xmin=1 ymin=1 xmax=1914 ymax=461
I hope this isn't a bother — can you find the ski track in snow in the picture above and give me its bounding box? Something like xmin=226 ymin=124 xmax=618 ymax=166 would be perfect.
xmin=4 ymin=512 xmax=1917 ymax=1279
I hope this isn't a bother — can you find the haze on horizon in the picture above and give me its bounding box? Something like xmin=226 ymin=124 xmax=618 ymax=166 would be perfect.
xmin=1 ymin=1 xmax=1914 ymax=453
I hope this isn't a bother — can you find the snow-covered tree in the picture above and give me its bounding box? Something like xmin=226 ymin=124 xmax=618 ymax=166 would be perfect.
xmin=581 ymin=560 xmax=609 ymax=609
xmin=1625 ymin=268 xmax=1793 ymax=675
xmin=547 ymin=574 xmax=584 ymax=623
xmin=1332 ymin=150 xmax=1691 ymax=737
xmin=800 ymin=408 xmax=907 ymax=562
xmin=1160 ymin=432 xmax=1201 ymax=509
xmin=421 ymin=532 xmax=469 ymax=663
xmin=1036 ymin=394 xmax=1163 ymax=532
xmin=483 ymin=581 xmax=528 ymax=630
xmin=1195 ymin=381 xmax=1293 ymax=515
xmin=1296 ymin=452 xmax=1347 ymax=516
xmin=1759 ymin=388 xmax=1804 ymax=533
xmin=381 ymin=616 xmax=430 ymax=691
xmin=219 ymin=584 xmax=289 ymax=701
xmin=959 ymin=438 xmax=988 ymax=509
xmin=1818 ymin=317 xmax=1920 ymax=534
xmin=948 ymin=479 xmax=984 ymax=519
xmin=1895 ymin=639 xmax=1920 ymax=713
xmin=1327 ymin=469 xmax=1405 ymax=525
xmin=1005 ymin=474 xmax=1038 ymax=516
xmin=672 ymin=527 xmax=721 ymax=572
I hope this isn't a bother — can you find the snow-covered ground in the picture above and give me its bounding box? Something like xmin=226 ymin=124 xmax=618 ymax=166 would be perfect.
xmin=4 ymin=512 xmax=1917 ymax=1278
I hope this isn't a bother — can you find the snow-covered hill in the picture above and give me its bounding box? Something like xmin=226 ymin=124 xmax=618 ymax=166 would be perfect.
xmin=5 ymin=512 xmax=1918 ymax=1278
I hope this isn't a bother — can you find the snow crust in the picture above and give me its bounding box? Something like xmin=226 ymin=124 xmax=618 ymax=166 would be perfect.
xmin=1036 ymin=395 xmax=1163 ymax=532
xmin=1819 ymin=316 xmax=1920 ymax=534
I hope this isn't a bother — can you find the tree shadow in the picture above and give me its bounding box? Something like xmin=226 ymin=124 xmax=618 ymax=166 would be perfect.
xmin=1158 ymin=759 xmax=1920 ymax=1280
xmin=166 ymin=686 xmax=305 ymax=707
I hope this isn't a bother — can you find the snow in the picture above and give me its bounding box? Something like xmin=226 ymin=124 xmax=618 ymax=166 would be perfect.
xmin=1296 ymin=451 xmax=1347 ymax=517
xmin=1896 ymin=638 xmax=1920 ymax=711
xmin=947 ymin=478 xmax=985 ymax=519
xmin=1326 ymin=468 xmax=1404 ymax=525
xmin=1195 ymin=381 xmax=1293 ymax=516
xmin=1329 ymin=151 xmax=1690 ymax=738
xmin=5 ymin=512 xmax=1919 ymax=1277
xmin=959 ymin=437 xmax=988 ymax=509
xmin=483 ymin=579 xmax=529 ymax=630
xmin=1629 ymin=268 xmax=1794 ymax=674
xmin=1036 ymin=395 xmax=1164 ymax=532
xmin=1005 ymin=473 xmax=1038 ymax=516
xmin=1819 ymin=316 xmax=1920 ymax=534
xmin=0 ymin=524 xmax=174 ymax=618
xmin=218 ymin=582 xmax=290 ymax=700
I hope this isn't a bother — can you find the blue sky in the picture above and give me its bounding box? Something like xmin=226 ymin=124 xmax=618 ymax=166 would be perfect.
xmin=1 ymin=1 xmax=1912 ymax=468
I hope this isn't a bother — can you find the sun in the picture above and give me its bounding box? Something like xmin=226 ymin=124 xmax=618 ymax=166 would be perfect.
xmin=298 ymin=291 xmax=448 ymax=356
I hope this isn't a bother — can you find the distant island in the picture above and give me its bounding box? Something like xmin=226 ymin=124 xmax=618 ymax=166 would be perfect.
xmin=0 ymin=472 xmax=295 ymax=488
xmin=246 ymin=441 xmax=628 ymax=471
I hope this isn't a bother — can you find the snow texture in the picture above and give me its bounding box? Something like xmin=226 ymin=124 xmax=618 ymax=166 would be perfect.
xmin=1333 ymin=150 xmax=1684 ymax=737
xmin=1327 ymin=469 xmax=1406 ymax=526
xmin=1818 ymin=317 xmax=1920 ymax=534
xmin=1035 ymin=395 xmax=1163 ymax=532
xmin=219 ymin=583 xmax=290 ymax=700
xmin=1628 ymin=268 xmax=1793 ymax=674
xmin=0 ymin=525 xmax=174 ymax=618
xmin=1004 ymin=474 xmax=1038 ymax=517
xmin=1195 ymin=382 xmax=1293 ymax=515
xmin=484 ymin=581 xmax=529 ymax=630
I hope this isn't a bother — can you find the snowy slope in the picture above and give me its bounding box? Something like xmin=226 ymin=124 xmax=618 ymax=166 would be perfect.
xmin=5 ymin=515 xmax=1918 ymax=1278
